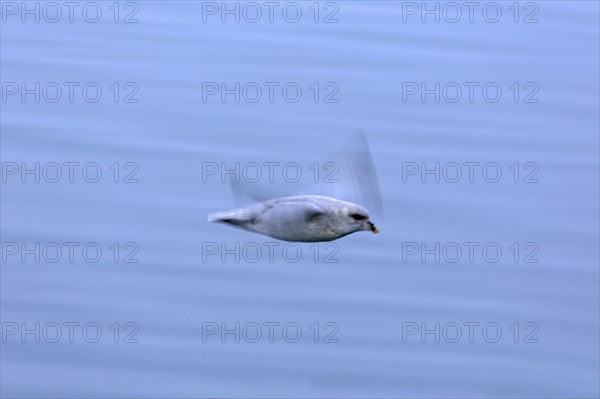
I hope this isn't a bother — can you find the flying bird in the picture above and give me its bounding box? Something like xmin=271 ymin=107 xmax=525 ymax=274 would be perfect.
xmin=208 ymin=195 xmax=379 ymax=242
xmin=208 ymin=131 xmax=382 ymax=242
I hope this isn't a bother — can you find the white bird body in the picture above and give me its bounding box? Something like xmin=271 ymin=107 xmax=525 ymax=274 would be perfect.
xmin=208 ymin=195 xmax=379 ymax=242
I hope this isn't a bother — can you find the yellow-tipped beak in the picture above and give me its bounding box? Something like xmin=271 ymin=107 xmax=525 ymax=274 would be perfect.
xmin=372 ymin=226 xmax=379 ymax=234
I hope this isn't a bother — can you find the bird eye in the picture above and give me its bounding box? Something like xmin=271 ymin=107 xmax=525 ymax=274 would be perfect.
xmin=350 ymin=213 xmax=366 ymax=221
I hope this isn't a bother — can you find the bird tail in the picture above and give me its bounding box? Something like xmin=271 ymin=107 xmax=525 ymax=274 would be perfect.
xmin=207 ymin=211 xmax=250 ymax=227
xmin=207 ymin=211 xmax=226 ymax=223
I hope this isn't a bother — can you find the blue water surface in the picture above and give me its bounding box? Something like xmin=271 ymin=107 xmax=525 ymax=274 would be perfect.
xmin=1 ymin=1 xmax=599 ymax=397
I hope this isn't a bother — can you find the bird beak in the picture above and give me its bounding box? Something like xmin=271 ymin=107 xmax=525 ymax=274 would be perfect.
xmin=368 ymin=221 xmax=379 ymax=234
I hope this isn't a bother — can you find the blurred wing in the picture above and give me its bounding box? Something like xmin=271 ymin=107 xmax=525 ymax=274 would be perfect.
xmin=310 ymin=130 xmax=384 ymax=220
xmin=228 ymin=130 xmax=383 ymax=220
xmin=229 ymin=178 xmax=294 ymax=205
